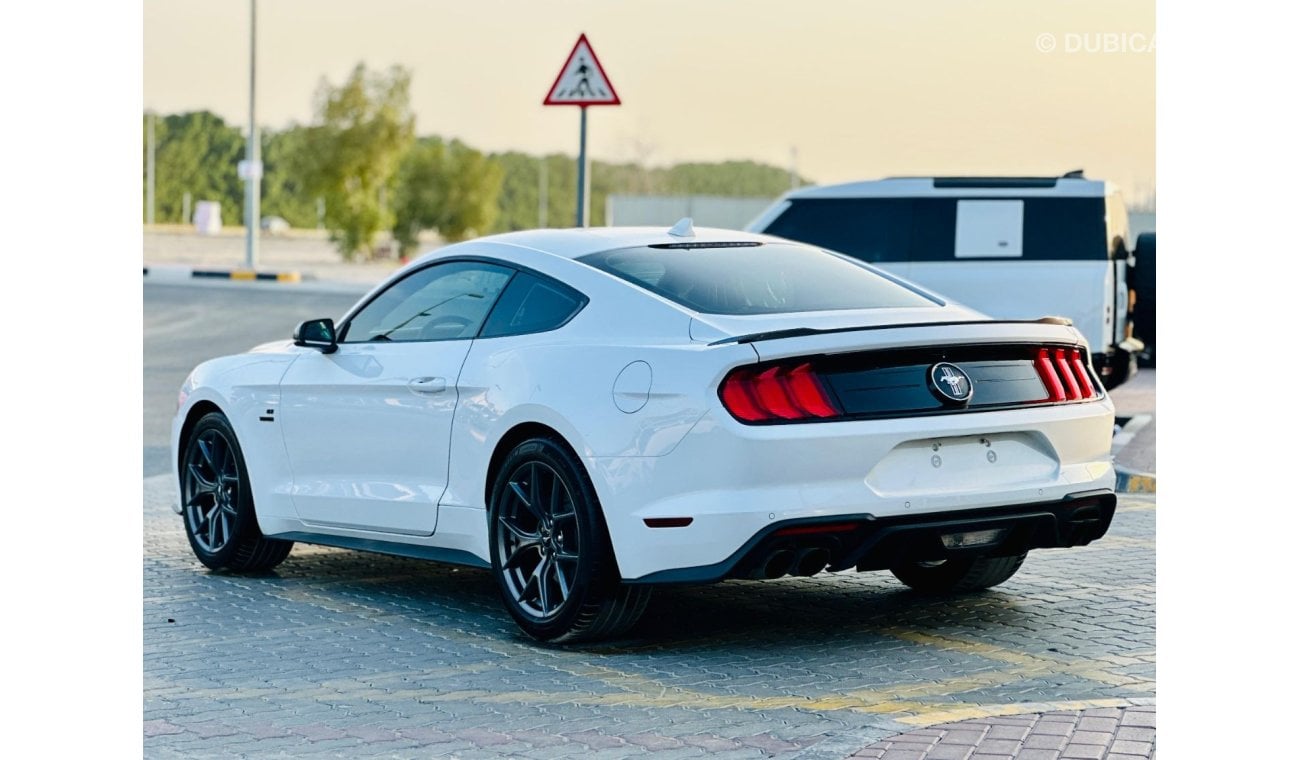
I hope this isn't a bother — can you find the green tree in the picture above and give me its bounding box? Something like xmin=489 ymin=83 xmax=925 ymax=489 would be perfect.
xmin=293 ymin=63 xmax=415 ymax=259
xmin=659 ymin=160 xmax=802 ymax=197
xmin=144 ymin=111 xmax=243 ymax=223
xmin=490 ymin=152 xmax=577 ymax=232
xmin=261 ymin=126 xmax=319 ymax=229
xmin=392 ymin=138 xmax=503 ymax=254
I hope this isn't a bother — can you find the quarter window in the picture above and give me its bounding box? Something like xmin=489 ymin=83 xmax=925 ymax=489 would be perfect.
xmin=341 ymin=261 xmax=513 ymax=343
xmin=480 ymin=272 xmax=586 ymax=337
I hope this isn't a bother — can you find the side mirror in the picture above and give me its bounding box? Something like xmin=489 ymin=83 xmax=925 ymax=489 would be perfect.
xmin=293 ymin=318 xmax=338 ymax=354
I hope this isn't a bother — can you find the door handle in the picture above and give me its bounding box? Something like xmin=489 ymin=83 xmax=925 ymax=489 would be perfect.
xmin=408 ymin=376 xmax=447 ymax=394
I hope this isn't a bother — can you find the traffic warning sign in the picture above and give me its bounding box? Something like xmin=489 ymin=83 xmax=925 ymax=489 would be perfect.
xmin=543 ymin=34 xmax=621 ymax=106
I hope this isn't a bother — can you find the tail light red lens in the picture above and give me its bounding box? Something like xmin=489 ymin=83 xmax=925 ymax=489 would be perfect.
xmin=720 ymin=362 xmax=841 ymax=423
xmin=1054 ymin=348 xmax=1083 ymax=400
xmin=1068 ymin=350 xmax=1096 ymax=399
xmin=1034 ymin=347 xmax=1096 ymax=402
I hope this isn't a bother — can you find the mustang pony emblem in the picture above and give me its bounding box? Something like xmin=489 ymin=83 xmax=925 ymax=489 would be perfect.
xmin=929 ymin=363 xmax=974 ymax=404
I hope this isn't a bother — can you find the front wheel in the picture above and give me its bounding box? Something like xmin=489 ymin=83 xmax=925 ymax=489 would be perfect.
xmin=488 ymin=438 xmax=650 ymax=643
xmin=180 ymin=412 xmax=293 ymax=572
xmin=890 ymin=553 xmax=1027 ymax=594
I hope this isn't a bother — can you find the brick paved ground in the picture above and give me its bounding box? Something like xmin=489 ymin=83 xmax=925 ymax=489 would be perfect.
xmin=144 ymin=476 xmax=1154 ymax=758
xmin=849 ymin=706 xmax=1154 ymax=759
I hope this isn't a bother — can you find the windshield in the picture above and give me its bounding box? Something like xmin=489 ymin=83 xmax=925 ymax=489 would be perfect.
xmin=578 ymin=242 xmax=939 ymax=315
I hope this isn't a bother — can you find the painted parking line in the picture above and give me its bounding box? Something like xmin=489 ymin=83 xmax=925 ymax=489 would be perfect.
xmin=226 ymin=582 xmax=1152 ymax=720
xmin=880 ymin=629 xmax=1154 ymax=689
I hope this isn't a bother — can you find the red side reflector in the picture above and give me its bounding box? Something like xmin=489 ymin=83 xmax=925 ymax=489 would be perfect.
xmin=774 ymin=522 xmax=859 ymax=537
xmin=1054 ymin=348 xmax=1082 ymax=401
xmin=644 ymin=517 xmax=694 ymax=528
xmin=1035 ymin=348 xmax=1066 ymax=402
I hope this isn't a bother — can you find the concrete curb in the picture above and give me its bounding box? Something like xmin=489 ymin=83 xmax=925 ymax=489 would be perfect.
xmin=1112 ymin=413 xmax=1155 ymax=493
xmin=1116 ymin=467 xmax=1156 ymax=494
xmin=144 ymin=265 xmax=303 ymax=283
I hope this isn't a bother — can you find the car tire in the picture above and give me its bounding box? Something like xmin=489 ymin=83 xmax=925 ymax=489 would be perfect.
xmin=889 ymin=552 xmax=1027 ymax=594
xmin=488 ymin=437 xmax=651 ymax=643
xmin=180 ymin=412 xmax=293 ymax=572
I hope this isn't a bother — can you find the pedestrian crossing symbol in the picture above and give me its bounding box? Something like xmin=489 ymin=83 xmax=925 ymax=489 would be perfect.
xmin=543 ymin=34 xmax=621 ymax=106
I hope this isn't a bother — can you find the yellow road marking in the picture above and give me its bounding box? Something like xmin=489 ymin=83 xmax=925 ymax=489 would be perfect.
xmin=880 ymin=630 xmax=1152 ymax=689
xmin=230 ymin=580 xmax=1152 ymax=718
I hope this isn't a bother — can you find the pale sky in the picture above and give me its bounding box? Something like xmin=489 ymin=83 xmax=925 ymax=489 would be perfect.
xmin=144 ymin=0 xmax=1155 ymax=198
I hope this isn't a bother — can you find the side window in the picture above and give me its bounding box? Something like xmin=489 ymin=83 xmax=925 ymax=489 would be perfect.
xmin=479 ymin=272 xmax=586 ymax=338
xmin=341 ymin=261 xmax=513 ymax=343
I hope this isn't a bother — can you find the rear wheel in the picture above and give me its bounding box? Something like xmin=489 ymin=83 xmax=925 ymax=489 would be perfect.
xmin=181 ymin=412 xmax=293 ymax=572
xmin=890 ymin=553 xmax=1026 ymax=594
xmin=488 ymin=438 xmax=650 ymax=643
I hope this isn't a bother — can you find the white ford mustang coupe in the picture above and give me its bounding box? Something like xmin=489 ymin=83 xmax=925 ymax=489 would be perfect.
xmin=172 ymin=223 xmax=1116 ymax=642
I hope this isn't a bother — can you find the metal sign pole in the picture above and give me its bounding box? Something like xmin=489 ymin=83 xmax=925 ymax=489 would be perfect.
xmin=244 ymin=0 xmax=260 ymax=270
xmin=544 ymin=34 xmax=617 ymax=227
xmin=575 ymin=106 xmax=588 ymax=227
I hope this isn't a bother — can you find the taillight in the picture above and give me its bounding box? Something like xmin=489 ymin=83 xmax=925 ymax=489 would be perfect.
xmin=720 ymin=362 xmax=841 ymax=423
xmin=1034 ymin=347 xmax=1096 ymax=402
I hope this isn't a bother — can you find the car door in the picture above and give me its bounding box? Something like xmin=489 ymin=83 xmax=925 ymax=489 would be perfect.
xmin=279 ymin=260 xmax=514 ymax=536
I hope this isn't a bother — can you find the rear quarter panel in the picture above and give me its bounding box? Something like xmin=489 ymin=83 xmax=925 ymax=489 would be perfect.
xmin=443 ymin=282 xmax=759 ymax=512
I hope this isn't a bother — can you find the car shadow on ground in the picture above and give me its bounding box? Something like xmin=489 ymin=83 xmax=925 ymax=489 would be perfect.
xmin=223 ymin=544 xmax=1041 ymax=655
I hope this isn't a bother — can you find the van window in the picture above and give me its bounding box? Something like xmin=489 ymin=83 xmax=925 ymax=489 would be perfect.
xmin=765 ymin=197 xmax=1108 ymax=262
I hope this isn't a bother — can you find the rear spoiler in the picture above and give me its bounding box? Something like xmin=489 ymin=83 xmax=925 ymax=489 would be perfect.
xmin=710 ymin=316 xmax=1074 ymax=346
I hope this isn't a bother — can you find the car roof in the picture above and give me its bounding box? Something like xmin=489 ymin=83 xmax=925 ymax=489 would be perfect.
xmin=416 ymin=226 xmax=778 ymax=262
xmin=784 ymin=176 xmax=1111 ymax=199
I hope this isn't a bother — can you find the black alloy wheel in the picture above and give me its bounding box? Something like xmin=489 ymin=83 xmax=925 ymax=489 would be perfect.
xmin=180 ymin=412 xmax=293 ymax=572
xmin=489 ymin=438 xmax=650 ymax=643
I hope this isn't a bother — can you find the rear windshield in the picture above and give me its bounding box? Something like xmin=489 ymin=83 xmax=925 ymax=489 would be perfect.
xmin=578 ymin=243 xmax=938 ymax=315
xmin=764 ymin=197 xmax=1108 ymax=262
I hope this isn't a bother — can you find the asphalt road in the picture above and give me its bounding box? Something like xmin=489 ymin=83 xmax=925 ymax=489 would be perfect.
xmin=142 ymin=280 xmax=1155 ymax=758
xmin=143 ymin=282 xmax=362 ymax=476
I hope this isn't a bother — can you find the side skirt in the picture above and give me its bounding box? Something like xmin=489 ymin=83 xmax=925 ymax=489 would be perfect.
xmin=270 ymin=531 xmax=491 ymax=569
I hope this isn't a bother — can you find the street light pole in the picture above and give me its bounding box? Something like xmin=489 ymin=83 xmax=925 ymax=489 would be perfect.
xmin=244 ymin=0 xmax=260 ymax=270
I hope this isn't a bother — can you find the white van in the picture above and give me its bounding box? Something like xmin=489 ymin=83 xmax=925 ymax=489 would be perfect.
xmin=747 ymin=173 xmax=1145 ymax=388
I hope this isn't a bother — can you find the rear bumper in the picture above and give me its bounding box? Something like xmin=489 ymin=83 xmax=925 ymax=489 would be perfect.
xmin=588 ymin=396 xmax=1116 ymax=581
xmin=629 ymin=490 xmax=1116 ymax=584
